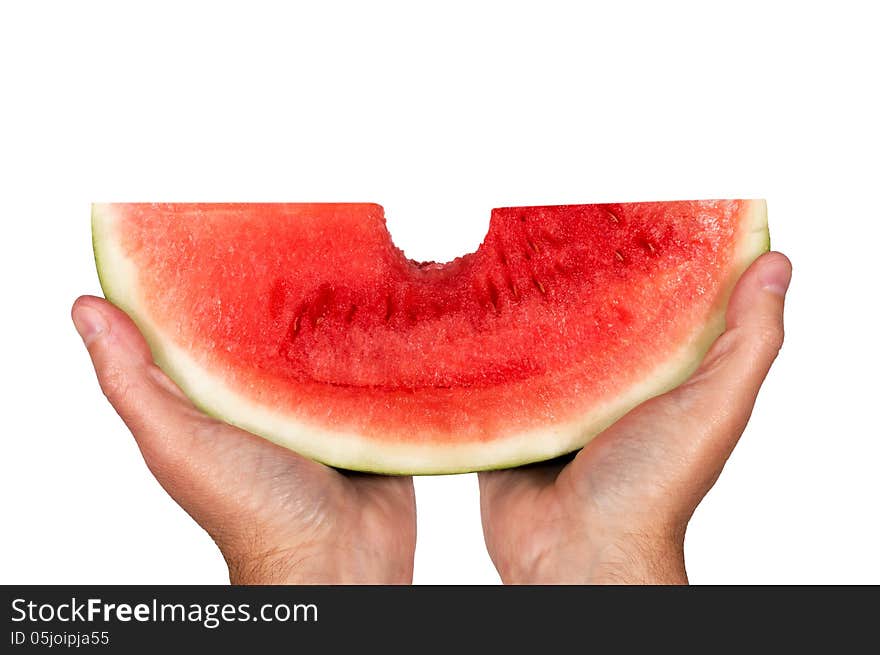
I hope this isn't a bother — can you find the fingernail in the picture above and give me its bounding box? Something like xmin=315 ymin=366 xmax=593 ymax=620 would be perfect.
xmin=758 ymin=257 xmax=792 ymax=296
xmin=72 ymin=304 xmax=107 ymax=345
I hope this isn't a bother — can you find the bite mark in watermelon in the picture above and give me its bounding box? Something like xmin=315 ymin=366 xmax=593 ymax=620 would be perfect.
xmin=92 ymin=200 xmax=769 ymax=474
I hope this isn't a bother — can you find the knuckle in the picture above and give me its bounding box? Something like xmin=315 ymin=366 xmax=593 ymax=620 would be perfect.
xmin=749 ymin=323 xmax=785 ymax=354
xmin=98 ymin=364 xmax=134 ymax=406
xmin=723 ymin=324 xmax=784 ymax=360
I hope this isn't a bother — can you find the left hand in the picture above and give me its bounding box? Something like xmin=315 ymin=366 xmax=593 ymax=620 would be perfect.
xmin=73 ymin=296 xmax=417 ymax=584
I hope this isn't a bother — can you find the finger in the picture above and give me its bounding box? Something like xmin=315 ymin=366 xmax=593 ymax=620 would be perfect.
xmin=568 ymin=251 xmax=791 ymax=491
xmin=71 ymin=296 xmax=327 ymax=502
xmin=663 ymin=250 xmax=791 ymax=460
xmin=71 ymin=295 xmax=213 ymax=462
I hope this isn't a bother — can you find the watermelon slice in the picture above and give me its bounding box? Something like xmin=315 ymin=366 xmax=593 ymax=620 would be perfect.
xmin=92 ymin=200 xmax=769 ymax=474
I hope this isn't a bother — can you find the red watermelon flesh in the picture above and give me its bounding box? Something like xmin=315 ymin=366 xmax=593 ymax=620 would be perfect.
xmin=92 ymin=200 xmax=769 ymax=474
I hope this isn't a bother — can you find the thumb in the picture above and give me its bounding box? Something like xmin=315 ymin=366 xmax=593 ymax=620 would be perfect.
xmin=567 ymin=251 xmax=791 ymax=500
xmin=71 ymin=296 xmax=325 ymax=521
xmin=71 ymin=294 xmax=215 ymax=476
xmin=663 ymin=250 xmax=791 ymax=464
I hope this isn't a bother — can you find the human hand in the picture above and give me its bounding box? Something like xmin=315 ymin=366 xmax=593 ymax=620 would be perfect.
xmin=72 ymin=297 xmax=416 ymax=584
xmin=479 ymin=252 xmax=792 ymax=584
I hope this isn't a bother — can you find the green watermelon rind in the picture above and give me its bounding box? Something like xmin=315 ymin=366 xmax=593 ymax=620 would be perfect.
xmin=92 ymin=201 xmax=770 ymax=475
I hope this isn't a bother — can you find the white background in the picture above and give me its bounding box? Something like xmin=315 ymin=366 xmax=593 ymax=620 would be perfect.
xmin=1 ymin=1 xmax=878 ymax=584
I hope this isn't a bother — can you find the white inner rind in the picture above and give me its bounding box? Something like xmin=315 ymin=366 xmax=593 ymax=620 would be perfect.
xmin=92 ymin=201 xmax=769 ymax=475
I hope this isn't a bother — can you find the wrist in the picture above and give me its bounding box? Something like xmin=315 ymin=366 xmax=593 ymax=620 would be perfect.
xmin=586 ymin=540 xmax=688 ymax=585
xmin=497 ymin=536 xmax=687 ymax=585
xmin=224 ymin=544 xmax=413 ymax=585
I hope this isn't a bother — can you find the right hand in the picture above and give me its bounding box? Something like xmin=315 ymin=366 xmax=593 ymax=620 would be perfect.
xmin=479 ymin=252 xmax=791 ymax=584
